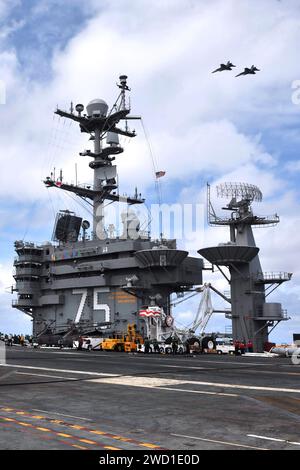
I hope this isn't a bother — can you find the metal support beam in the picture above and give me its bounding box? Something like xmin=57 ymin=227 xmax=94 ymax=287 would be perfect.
xmin=254 ymin=321 xmax=271 ymax=338
xmin=265 ymin=283 xmax=281 ymax=297
xmin=216 ymin=265 xmax=231 ymax=283
xmin=209 ymin=284 xmax=231 ymax=304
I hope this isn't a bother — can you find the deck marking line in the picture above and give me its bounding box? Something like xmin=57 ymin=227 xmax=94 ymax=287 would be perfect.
xmin=79 ymin=438 xmax=97 ymax=445
xmin=0 ymin=415 xmax=126 ymax=449
xmin=184 ymin=380 xmax=300 ymax=394
xmin=5 ymin=364 xmax=299 ymax=393
xmin=56 ymin=433 xmax=72 ymax=438
xmin=0 ymin=419 xmax=88 ymax=450
xmin=32 ymin=409 xmax=92 ymax=421
xmin=159 ymin=386 xmax=238 ymax=397
xmin=160 ymin=363 xmax=300 ymax=376
xmin=0 ymin=363 xmax=118 ymax=377
xmin=89 ymin=374 xmax=300 ymax=394
xmin=90 ymin=376 xmax=238 ymax=396
xmin=171 ymin=433 xmax=269 ymax=450
xmin=0 ymin=408 xmax=165 ymax=450
xmin=247 ymin=434 xmax=284 ymax=442
xmin=141 ymin=443 xmax=161 ymax=449
xmin=248 ymin=434 xmax=300 ymax=445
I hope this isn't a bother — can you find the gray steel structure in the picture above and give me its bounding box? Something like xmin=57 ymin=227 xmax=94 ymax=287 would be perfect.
xmin=12 ymin=76 xmax=203 ymax=340
xmin=199 ymin=183 xmax=292 ymax=352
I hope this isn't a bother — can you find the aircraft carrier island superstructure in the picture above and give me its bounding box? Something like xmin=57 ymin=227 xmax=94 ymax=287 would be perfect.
xmin=11 ymin=76 xmax=293 ymax=352
xmin=12 ymin=76 xmax=203 ymax=342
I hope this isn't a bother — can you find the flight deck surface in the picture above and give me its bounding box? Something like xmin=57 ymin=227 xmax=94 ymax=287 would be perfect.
xmin=0 ymin=348 xmax=299 ymax=450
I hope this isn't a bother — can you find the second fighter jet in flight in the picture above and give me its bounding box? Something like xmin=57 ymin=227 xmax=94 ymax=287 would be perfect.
xmin=235 ymin=65 xmax=260 ymax=77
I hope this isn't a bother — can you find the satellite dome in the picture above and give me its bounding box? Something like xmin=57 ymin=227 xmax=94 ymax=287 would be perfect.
xmin=86 ymin=99 xmax=108 ymax=117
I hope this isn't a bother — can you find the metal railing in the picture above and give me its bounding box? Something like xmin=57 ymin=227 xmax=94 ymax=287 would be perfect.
xmin=255 ymin=272 xmax=292 ymax=282
xmin=209 ymin=213 xmax=280 ymax=227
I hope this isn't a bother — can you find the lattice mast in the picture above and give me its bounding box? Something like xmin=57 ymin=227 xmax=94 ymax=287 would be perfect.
xmin=200 ymin=182 xmax=291 ymax=352
xmin=44 ymin=75 xmax=144 ymax=238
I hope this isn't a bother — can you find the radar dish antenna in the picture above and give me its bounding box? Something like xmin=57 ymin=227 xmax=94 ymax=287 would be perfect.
xmin=216 ymin=182 xmax=262 ymax=202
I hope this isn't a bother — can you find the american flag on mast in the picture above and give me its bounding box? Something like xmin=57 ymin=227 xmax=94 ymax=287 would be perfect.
xmin=155 ymin=171 xmax=166 ymax=179
xmin=139 ymin=306 xmax=162 ymax=317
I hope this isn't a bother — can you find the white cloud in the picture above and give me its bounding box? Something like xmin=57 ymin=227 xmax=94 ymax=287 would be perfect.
xmin=0 ymin=1 xmax=20 ymax=20
xmin=1 ymin=0 xmax=300 ymax=201
xmin=0 ymin=261 xmax=32 ymax=335
xmin=0 ymin=262 xmax=13 ymax=289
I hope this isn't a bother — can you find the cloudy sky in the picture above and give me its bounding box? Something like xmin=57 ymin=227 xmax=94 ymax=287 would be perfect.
xmin=0 ymin=0 xmax=299 ymax=342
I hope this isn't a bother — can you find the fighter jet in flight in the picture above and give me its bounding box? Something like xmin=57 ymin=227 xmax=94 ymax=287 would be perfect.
xmin=211 ymin=61 xmax=236 ymax=73
xmin=235 ymin=65 xmax=260 ymax=77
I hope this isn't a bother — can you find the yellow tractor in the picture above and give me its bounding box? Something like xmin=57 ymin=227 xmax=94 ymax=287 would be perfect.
xmin=102 ymin=324 xmax=144 ymax=352
xmin=102 ymin=334 xmax=125 ymax=352
xmin=124 ymin=323 xmax=144 ymax=352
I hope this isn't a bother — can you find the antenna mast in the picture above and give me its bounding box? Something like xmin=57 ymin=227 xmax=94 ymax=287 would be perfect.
xmin=44 ymin=75 xmax=143 ymax=239
xmin=200 ymin=182 xmax=291 ymax=352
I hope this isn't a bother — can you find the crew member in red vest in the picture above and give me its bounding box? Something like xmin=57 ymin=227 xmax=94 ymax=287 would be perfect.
xmin=239 ymin=341 xmax=246 ymax=354
xmin=234 ymin=340 xmax=240 ymax=355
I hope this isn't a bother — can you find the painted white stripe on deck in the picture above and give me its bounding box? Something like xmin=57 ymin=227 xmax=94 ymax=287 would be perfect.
xmin=32 ymin=409 xmax=92 ymax=421
xmin=186 ymin=380 xmax=300 ymax=394
xmin=90 ymin=376 xmax=186 ymax=387
xmin=0 ymin=363 xmax=118 ymax=377
xmin=89 ymin=376 xmax=237 ymax=396
xmin=160 ymin=364 xmax=300 ymax=376
xmin=158 ymin=387 xmax=238 ymax=397
xmin=1 ymin=364 xmax=300 ymax=394
xmin=90 ymin=375 xmax=300 ymax=395
xmin=171 ymin=433 xmax=268 ymax=450
xmin=248 ymin=434 xmax=284 ymax=442
xmin=248 ymin=434 xmax=300 ymax=446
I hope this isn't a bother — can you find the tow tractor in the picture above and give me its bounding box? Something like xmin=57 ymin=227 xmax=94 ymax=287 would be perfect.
xmin=101 ymin=324 xmax=144 ymax=352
